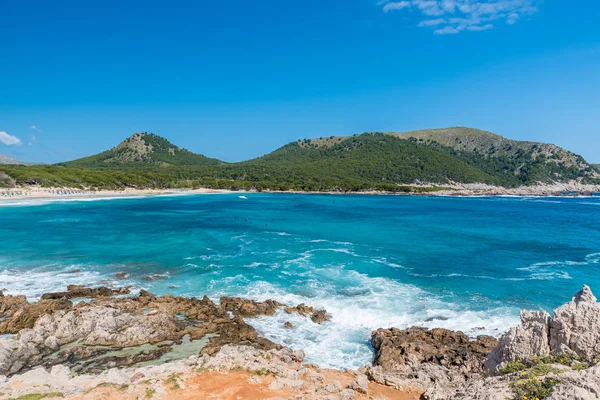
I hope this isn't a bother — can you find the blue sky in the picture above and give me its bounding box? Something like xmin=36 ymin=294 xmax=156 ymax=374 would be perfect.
xmin=1 ymin=0 xmax=599 ymax=163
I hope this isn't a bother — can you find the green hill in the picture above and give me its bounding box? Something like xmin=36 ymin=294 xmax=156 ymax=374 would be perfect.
xmin=238 ymin=133 xmax=500 ymax=188
xmin=298 ymin=128 xmax=598 ymax=186
xmin=3 ymin=128 xmax=598 ymax=191
xmin=246 ymin=129 xmax=599 ymax=187
xmin=61 ymin=132 xmax=222 ymax=168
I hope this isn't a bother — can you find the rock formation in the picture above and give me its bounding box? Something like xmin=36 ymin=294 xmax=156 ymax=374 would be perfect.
xmin=486 ymin=285 xmax=600 ymax=374
xmin=40 ymin=285 xmax=131 ymax=300
xmin=0 ymin=287 xmax=330 ymax=377
xmin=367 ymin=327 xmax=497 ymax=398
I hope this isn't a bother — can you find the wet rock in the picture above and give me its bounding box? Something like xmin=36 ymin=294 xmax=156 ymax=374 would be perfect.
xmin=41 ymin=285 xmax=130 ymax=300
xmin=0 ymin=287 xmax=325 ymax=381
xmin=0 ymin=305 xmax=181 ymax=376
xmin=284 ymin=303 xmax=331 ymax=324
xmin=284 ymin=321 xmax=294 ymax=329
xmin=0 ymin=293 xmax=29 ymax=318
xmin=115 ymin=273 xmax=129 ymax=280
xmin=0 ymin=298 xmax=72 ymax=334
xmin=372 ymin=327 xmax=497 ymax=375
xmin=141 ymin=274 xmax=168 ymax=281
xmin=220 ymin=297 xmax=283 ymax=317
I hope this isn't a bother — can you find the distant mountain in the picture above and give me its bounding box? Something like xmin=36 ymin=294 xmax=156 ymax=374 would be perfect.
xmin=245 ymin=132 xmax=499 ymax=186
xmin=280 ymin=127 xmax=600 ymax=186
xmin=61 ymin=133 xmax=222 ymax=168
xmin=0 ymin=154 xmax=23 ymax=165
xmin=7 ymin=127 xmax=598 ymax=191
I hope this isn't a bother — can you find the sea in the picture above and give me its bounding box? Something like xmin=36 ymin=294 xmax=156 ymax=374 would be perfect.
xmin=1 ymin=193 xmax=599 ymax=369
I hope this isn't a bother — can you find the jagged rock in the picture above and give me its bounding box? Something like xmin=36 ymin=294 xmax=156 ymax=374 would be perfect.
xmin=484 ymin=310 xmax=551 ymax=373
xmin=41 ymin=285 xmax=130 ymax=300
xmin=284 ymin=321 xmax=294 ymax=329
xmin=0 ymin=305 xmax=182 ymax=376
xmin=486 ymin=285 xmax=600 ymax=373
xmin=324 ymin=380 xmax=343 ymax=393
xmin=434 ymin=363 xmax=600 ymax=400
xmin=547 ymin=363 xmax=600 ymax=399
xmin=0 ymin=293 xmax=29 ymax=317
xmin=348 ymin=374 xmax=369 ymax=394
xmin=431 ymin=374 xmax=514 ymax=400
xmin=0 ymin=298 xmax=73 ymax=334
xmin=220 ymin=297 xmax=283 ymax=317
xmin=550 ymin=285 xmax=600 ymax=362
xmin=284 ymin=303 xmax=331 ymax=324
xmin=115 ymin=273 xmax=129 ymax=280
xmin=341 ymin=388 xmax=356 ymax=400
xmin=372 ymin=327 xmax=497 ymax=374
xmin=141 ymin=274 xmax=168 ymax=281
xmin=0 ymin=288 xmax=329 ymax=378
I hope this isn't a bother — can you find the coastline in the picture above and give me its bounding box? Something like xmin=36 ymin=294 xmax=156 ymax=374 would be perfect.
xmin=1 ymin=182 xmax=599 ymax=203
xmin=1 ymin=285 xmax=599 ymax=400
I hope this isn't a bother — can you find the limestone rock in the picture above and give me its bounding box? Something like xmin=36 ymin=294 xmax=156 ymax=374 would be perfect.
xmin=486 ymin=285 xmax=600 ymax=373
xmin=340 ymin=388 xmax=356 ymax=400
xmin=550 ymin=285 xmax=600 ymax=362
xmin=485 ymin=310 xmax=551 ymax=373
xmin=348 ymin=374 xmax=369 ymax=394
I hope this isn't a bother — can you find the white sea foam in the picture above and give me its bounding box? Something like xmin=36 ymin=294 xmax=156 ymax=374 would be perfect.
xmin=0 ymin=195 xmax=153 ymax=207
xmin=204 ymin=270 xmax=519 ymax=369
xmin=0 ymin=265 xmax=127 ymax=300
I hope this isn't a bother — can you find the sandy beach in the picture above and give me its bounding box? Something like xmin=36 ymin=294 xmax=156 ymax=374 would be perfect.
xmin=1 ymin=181 xmax=599 ymax=203
xmin=0 ymin=187 xmax=237 ymax=202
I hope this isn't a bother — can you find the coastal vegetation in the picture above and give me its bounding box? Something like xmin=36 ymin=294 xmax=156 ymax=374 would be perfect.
xmin=2 ymin=128 xmax=599 ymax=191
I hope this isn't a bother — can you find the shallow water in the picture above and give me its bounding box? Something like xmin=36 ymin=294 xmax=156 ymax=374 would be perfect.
xmin=1 ymin=193 xmax=599 ymax=368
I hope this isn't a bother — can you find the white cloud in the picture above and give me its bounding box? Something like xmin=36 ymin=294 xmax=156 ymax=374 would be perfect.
xmin=383 ymin=1 xmax=411 ymax=12
xmin=380 ymin=0 xmax=538 ymax=34
xmin=0 ymin=131 xmax=23 ymax=146
xmin=468 ymin=23 xmax=494 ymax=30
xmin=435 ymin=25 xmax=461 ymax=34
xmin=31 ymin=125 xmax=41 ymax=132
xmin=28 ymin=134 xmax=37 ymax=146
xmin=418 ymin=18 xmax=447 ymax=27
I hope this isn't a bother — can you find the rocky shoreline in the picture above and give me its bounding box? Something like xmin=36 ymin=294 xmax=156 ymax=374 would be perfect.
xmin=1 ymin=285 xmax=599 ymax=399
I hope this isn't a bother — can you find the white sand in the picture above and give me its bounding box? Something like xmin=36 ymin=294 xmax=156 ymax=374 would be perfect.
xmin=0 ymin=187 xmax=238 ymax=202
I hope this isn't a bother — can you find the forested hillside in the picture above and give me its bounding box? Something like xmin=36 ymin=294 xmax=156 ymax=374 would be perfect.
xmin=2 ymin=128 xmax=599 ymax=191
xmin=62 ymin=133 xmax=222 ymax=168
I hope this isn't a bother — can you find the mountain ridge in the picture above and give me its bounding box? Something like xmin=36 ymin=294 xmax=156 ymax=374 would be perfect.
xmin=3 ymin=127 xmax=599 ymax=191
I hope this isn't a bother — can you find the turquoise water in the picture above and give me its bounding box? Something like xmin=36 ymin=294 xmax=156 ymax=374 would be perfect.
xmin=1 ymin=193 xmax=599 ymax=368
